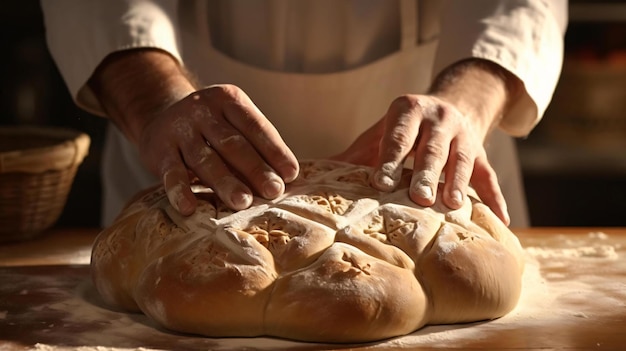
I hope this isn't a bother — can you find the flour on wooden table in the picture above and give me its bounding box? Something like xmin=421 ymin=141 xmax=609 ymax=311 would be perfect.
xmin=21 ymin=231 xmax=625 ymax=351
xmin=368 ymin=231 xmax=625 ymax=349
xmin=524 ymin=231 xmax=619 ymax=259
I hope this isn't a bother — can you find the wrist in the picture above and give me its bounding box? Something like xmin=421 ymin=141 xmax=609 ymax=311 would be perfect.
xmin=89 ymin=48 xmax=196 ymax=144
xmin=428 ymin=59 xmax=522 ymax=139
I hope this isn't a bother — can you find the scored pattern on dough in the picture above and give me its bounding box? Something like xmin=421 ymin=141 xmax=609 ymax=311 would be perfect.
xmin=91 ymin=159 xmax=525 ymax=344
xmin=363 ymin=213 xmax=417 ymax=246
xmin=341 ymin=251 xmax=372 ymax=276
xmin=181 ymin=239 xmax=231 ymax=279
xmin=305 ymin=192 xmax=353 ymax=215
xmin=245 ymin=214 xmax=302 ymax=252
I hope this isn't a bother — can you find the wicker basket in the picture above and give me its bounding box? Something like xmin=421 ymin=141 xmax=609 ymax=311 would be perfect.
xmin=0 ymin=126 xmax=90 ymax=242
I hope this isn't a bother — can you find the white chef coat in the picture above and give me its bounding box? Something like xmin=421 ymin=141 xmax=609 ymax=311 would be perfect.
xmin=41 ymin=0 xmax=567 ymax=228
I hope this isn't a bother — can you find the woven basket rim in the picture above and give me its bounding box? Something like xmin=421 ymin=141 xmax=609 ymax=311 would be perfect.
xmin=0 ymin=126 xmax=91 ymax=174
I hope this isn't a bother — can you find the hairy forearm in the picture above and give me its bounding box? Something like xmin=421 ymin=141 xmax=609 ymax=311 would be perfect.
xmin=428 ymin=59 xmax=523 ymax=140
xmin=88 ymin=48 xmax=197 ymax=144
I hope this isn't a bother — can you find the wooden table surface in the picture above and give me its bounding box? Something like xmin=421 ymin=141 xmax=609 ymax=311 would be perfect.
xmin=0 ymin=227 xmax=625 ymax=350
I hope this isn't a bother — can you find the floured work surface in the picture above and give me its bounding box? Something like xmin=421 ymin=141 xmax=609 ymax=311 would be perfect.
xmin=0 ymin=229 xmax=624 ymax=350
xmin=0 ymin=231 xmax=625 ymax=349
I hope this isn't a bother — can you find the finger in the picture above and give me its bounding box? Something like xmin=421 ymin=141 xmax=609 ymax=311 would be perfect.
xmin=160 ymin=153 xmax=197 ymax=216
xmin=442 ymin=136 xmax=475 ymax=209
xmin=218 ymin=87 xmax=299 ymax=182
xmin=372 ymin=96 xmax=422 ymax=191
xmin=410 ymin=121 xmax=452 ymax=207
xmin=180 ymin=137 xmax=253 ymax=210
xmin=199 ymin=108 xmax=287 ymax=200
xmin=470 ymin=154 xmax=510 ymax=226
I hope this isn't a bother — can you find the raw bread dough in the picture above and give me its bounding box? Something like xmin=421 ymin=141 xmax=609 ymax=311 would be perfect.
xmin=91 ymin=159 xmax=524 ymax=343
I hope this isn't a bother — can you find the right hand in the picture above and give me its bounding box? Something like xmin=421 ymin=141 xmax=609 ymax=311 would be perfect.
xmin=139 ymin=84 xmax=299 ymax=216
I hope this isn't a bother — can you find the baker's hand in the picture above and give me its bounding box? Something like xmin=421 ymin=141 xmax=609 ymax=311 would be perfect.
xmin=89 ymin=49 xmax=299 ymax=216
xmin=333 ymin=94 xmax=507 ymax=224
xmin=332 ymin=59 xmax=520 ymax=226
xmin=139 ymin=84 xmax=300 ymax=215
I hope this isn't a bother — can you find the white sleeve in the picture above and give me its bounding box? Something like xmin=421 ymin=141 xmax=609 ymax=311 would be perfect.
xmin=433 ymin=0 xmax=568 ymax=137
xmin=40 ymin=0 xmax=183 ymax=116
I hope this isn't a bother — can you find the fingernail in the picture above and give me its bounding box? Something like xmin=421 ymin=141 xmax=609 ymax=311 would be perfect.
xmin=230 ymin=191 xmax=253 ymax=209
xmin=177 ymin=196 xmax=194 ymax=215
xmin=451 ymin=189 xmax=463 ymax=206
xmin=373 ymin=171 xmax=396 ymax=191
xmin=416 ymin=185 xmax=433 ymax=200
xmin=166 ymin=183 xmax=192 ymax=214
xmin=263 ymin=179 xmax=284 ymax=198
xmin=503 ymin=210 xmax=511 ymax=226
xmin=373 ymin=162 xmax=399 ymax=191
xmin=283 ymin=164 xmax=300 ymax=183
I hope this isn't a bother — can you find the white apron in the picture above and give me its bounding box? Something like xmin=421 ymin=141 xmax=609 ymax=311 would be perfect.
xmin=102 ymin=0 xmax=528 ymax=227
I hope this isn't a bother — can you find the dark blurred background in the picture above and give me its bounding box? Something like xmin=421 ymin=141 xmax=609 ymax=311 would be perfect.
xmin=1 ymin=1 xmax=625 ymax=228
xmin=0 ymin=1 xmax=107 ymax=228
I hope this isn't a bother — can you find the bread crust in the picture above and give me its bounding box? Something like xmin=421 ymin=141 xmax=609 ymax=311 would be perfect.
xmin=91 ymin=160 xmax=524 ymax=343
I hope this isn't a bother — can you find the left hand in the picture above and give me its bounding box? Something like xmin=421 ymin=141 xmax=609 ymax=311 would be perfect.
xmin=331 ymin=59 xmax=520 ymax=226
xmin=331 ymin=94 xmax=508 ymax=225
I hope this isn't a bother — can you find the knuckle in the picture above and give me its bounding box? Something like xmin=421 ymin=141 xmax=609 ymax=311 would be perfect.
xmin=203 ymin=84 xmax=241 ymax=101
xmin=219 ymin=83 xmax=242 ymax=98
xmin=422 ymin=140 xmax=446 ymax=158
xmin=217 ymin=134 xmax=246 ymax=152
xmin=390 ymin=94 xmax=420 ymax=112
xmin=422 ymin=105 xmax=448 ymax=125
xmin=242 ymin=114 xmax=269 ymax=134
xmin=453 ymin=149 xmax=474 ymax=166
xmin=185 ymin=146 xmax=213 ymax=169
xmin=170 ymin=116 xmax=195 ymax=138
xmin=387 ymin=129 xmax=414 ymax=150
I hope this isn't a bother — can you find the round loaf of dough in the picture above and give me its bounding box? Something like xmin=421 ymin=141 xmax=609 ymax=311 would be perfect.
xmin=91 ymin=159 xmax=524 ymax=343
xmin=265 ymin=242 xmax=427 ymax=342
